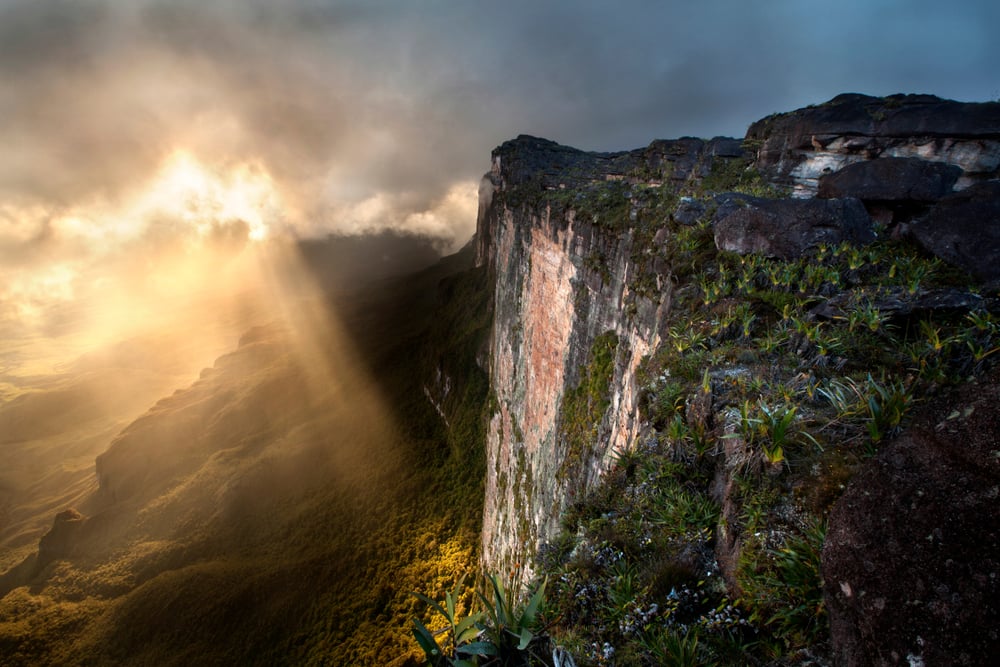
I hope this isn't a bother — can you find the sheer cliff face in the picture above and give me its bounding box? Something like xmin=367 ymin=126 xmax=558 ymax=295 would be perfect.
xmin=474 ymin=136 xmax=727 ymax=580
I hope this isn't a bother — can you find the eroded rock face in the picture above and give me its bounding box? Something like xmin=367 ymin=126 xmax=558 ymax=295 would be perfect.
xmin=747 ymin=93 xmax=1000 ymax=196
xmin=908 ymin=181 xmax=1000 ymax=288
xmin=37 ymin=508 xmax=86 ymax=568
xmin=712 ymin=194 xmax=875 ymax=259
xmin=823 ymin=367 xmax=1000 ymax=666
xmin=818 ymin=157 xmax=962 ymax=203
xmin=477 ymin=139 xmax=692 ymax=584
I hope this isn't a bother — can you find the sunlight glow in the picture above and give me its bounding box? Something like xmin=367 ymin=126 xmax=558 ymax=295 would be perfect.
xmin=0 ymin=150 xmax=292 ymax=379
xmin=135 ymin=150 xmax=281 ymax=242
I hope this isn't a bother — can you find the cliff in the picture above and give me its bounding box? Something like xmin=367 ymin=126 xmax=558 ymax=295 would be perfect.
xmin=475 ymin=94 xmax=1000 ymax=663
xmin=475 ymin=134 xmax=747 ymax=581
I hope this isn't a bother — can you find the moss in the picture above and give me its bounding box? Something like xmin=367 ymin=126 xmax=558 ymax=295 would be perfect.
xmin=557 ymin=332 xmax=620 ymax=482
xmin=698 ymin=156 xmax=784 ymax=198
xmin=583 ymin=248 xmax=612 ymax=285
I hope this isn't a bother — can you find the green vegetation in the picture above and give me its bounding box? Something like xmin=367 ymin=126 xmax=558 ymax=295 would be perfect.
xmin=737 ymin=519 xmax=827 ymax=650
xmin=412 ymin=574 xmax=551 ymax=666
xmin=538 ymin=437 xmax=744 ymax=665
xmin=699 ymin=156 xmax=784 ymax=198
xmin=558 ymin=332 xmax=620 ymax=482
xmin=522 ymin=173 xmax=999 ymax=664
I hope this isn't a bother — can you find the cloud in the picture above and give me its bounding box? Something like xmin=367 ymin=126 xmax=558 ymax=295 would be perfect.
xmin=0 ymin=0 xmax=997 ymax=272
xmin=3 ymin=2 xmax=998 ymax=202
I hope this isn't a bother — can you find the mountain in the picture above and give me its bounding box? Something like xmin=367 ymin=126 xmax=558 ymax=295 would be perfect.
xmin=474 ymin=93 xmax=1000 ymax=664
xmin=0 ymin=237 xmax=491 ymax=665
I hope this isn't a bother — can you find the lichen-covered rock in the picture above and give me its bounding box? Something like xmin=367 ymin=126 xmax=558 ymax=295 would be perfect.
xmin=712 ymin=194 xmax=875 ymax=260
xmin=822 ymin=367 xmax=1000 ymax=666
xmin=908 ymin=181 xmax=1000 ymax=288
xmin=818 ymin=157 xmax=962 ymax=202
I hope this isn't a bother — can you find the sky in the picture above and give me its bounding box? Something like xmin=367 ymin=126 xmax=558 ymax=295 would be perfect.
xmin=0 ymin=0 xmax=997 ymax=362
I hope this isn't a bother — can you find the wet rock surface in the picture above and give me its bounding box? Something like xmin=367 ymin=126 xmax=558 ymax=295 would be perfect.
xmin=823 ymin=366 xmax=1000 ymax=666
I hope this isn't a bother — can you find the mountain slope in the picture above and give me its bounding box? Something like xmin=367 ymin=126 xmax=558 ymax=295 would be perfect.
xmin=0 ymin=241 xmax=491 ymax=665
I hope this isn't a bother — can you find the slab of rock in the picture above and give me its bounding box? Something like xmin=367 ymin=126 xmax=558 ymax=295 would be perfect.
xmin=712 ymin=194 xmax=874 ymax=260
xmin=810 ymin=287 xmax=996 ymax=322
xmin=908 ymin=181 xmax=1000 ymax=288
xmin=818 ymin=157 xmax=962 ymax=202
xmin=674 ymin=197 xmax=707 ymax=225
xmin=822 ymin=367 xmax=1000 ymax=666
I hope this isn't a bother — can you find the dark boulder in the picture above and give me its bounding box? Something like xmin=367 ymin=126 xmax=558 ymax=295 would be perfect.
xmin=708 ymin=137 xmax=746 ymax=158
xmin=810 ymin=287 xmax=997 ymax=322
xmin=908 ymin=181 xmax=1000 ymax=288
xmin=712 ymin=194 xmax=875 ymax=260
xmin=818 ymin=157 xmax=962 ymax=202
xmin=822 ymin=367 xmax=1000 ymax=666
xmin=673 ymin=197 xmax=707 ymax=225
xmin=749 ymin=93 xmax=1000 ymax=152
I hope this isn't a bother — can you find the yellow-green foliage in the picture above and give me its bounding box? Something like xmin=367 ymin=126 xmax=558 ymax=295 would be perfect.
xmin=0 ymin=256 xmax=493 ymax=667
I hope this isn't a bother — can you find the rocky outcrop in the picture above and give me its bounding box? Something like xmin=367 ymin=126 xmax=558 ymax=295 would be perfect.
xmin=36 ymin=508 xmax=86 ymax=569
xmin=712 ymin=194 xmax=875 ymax=259
xmin=747 ymin=93 xmax=1000 ymax=197
xmin=811 ymin=287 xmax=998 ymax=323
xmin=908 ymin=181 xmax=1000 ymax=288
xmin=823 ymin=366 xmax=1000 ymax=666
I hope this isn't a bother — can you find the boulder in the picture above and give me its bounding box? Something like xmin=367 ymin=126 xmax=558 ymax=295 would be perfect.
xmin=822 ymin=367 xmax=1000 ymax=666
xmin=908 ymin=181 xmax=1000 ymax=288
xmin=712 ymin=194 xmax=875 ymax=260
xmin=673 ymin=197 xmax=707 ymax=225
xmin=818 ymin=157 xmax=962 ymax=202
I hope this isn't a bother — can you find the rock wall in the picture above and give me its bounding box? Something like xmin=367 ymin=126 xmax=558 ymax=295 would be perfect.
xmin=476 ymin=136 xmax=734 ymax=581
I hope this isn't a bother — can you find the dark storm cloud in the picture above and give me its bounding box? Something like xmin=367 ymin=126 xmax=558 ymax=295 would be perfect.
xmin=0 ymin=0 xmax=997 ymax=234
